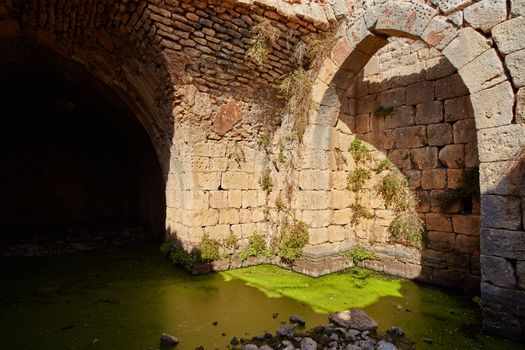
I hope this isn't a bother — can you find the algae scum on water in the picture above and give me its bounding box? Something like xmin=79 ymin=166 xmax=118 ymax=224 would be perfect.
xmin=0 ymin=243 xmax=521 ymax=350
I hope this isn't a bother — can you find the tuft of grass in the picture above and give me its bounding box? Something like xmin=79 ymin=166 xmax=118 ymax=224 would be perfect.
xmin=374 ymin=106 xmax=394 ymax=117
xmin=376 ymin=172 xmax=414 ymax=211
xmin=160 ymin=240 xmax=172 ymax=256
xmin=275 ymin=196 xmax=286 ymax=211
xmin=350 ymin=203 xmax=374 ymax=226
xmin=436 ymin=167 xmax=479 ymax=211
xmin=259 ymin=170 xmax=274 ymax=194
xmin=343 ymin=245 xmax=376 ymax=264
xmin=257 ymin=135 xmax=270 ymax=148
xmin=347 ymin=168 xmax=372 ymax=192
xmin=375 ymin=158 xmax=393 ymax=174
xmin=169 ymin=247 xmax=199 ymax=269
xmin=278 ymin=68 xmax=313 ymax=140
xmin=388 ymin=211 xmax=424 ymax=248
xmin=222 ymin=232 xmax=239 ymax=252
xmin=278 ymin=220 xmax=309 ymax=263
xmin=349 ymin=138 xmax=372 ymax=164
xmin=246 ymin=20 xmax=281 ymax=65
xmin=198 ymin=234 xmax=221 ymax=262
xmin=334 ymin=147 xmax=347 ymax=169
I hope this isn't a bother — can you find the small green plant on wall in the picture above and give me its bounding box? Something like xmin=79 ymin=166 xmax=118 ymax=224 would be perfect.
xmin=198 ymin=234 xmax=221 ymax=262
xmin=388 ymin=211 xmax=424 ymax=248
xmin=343 ymin=245 xmax=376 ymax=264
xmin=259 ymin=170 xmax=274 ymax=194
xmin=347 ymin=168 xmax=372 ymax=192
xmin=350 ymin=203 xmax=374 ymax=226
xmin=376 ymin=172 xmax=413 ymax=211
xmin=246 ymin=20 xmax=280 ymax=65
xmin=239 ymin=232 xmax=271 ymax=261
xmin=373 ymin=106 xmax=394 ymax=117
xmin=278 ymin=220 xmax=309 ymax=263
xmin=436 ymin=167 xmax=480 ymax=211
xmin=349 ymin=138 xmax=372 ymax=164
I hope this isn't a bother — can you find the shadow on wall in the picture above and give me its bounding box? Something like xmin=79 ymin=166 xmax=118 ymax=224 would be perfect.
xmin=479 ymin=149 xmax=525 ymax=340
xmin=333 ymin=42 xmax=481 ymax=294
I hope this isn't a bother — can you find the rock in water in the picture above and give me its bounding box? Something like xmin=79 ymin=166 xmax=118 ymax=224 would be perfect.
xmin=290 ymin=314 xmax=306 ymax=326
xmin=387 ymin=326 xmax=405 ymax=336
xmin=328 ymin=309 xmax=378 ymax=332
xmin=377 ymin=340 xmax=397 ymax=350
xmin=276 ymin=324 xmax=296 ymax=338
xmin=160 ymin=333 xmax=179 ymax=345
xmin=242 ymin=344 xmax=259 ymax=350
xmin=300 ymin=337 xmax=317 ymax=350
xmin=259 ymin=345 xmax=274 ymax=350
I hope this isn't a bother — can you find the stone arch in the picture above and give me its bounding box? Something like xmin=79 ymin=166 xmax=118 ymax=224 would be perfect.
xmin=305 ymin=0 xmax=525 ymax=341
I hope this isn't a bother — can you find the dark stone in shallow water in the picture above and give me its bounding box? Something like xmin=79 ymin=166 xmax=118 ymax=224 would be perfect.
xmin=387 ymin=326 xmax=405 ymax=336
xmin=160 ymin=333 xmax=179 ymax=345
xmin=242 ymin=344 xmax=259 ymax=350
xmin=377 ymin=340 xmax=397 ymax=350
xmin=300 ymin=337 xmax=317 ymax=350
xmin=328 ymin=309 xmax=378 ymax=332
xmin=276 ymin=324 xmax=296 ymax=338
xmin=290 ymin=314 xmax=306 ymax=325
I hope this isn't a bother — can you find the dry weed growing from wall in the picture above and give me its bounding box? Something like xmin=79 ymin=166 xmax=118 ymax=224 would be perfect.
xmin=246 ymin=20 xmax=281 ymax=65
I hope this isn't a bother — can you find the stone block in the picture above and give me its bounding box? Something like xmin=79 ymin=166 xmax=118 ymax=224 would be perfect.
xmin=412 ymin=147 xmax=439 ymax=169
xmin=422 ymin=169 xmax=447 ymax=190
xmin=298 ymin=170 xmax=330 ymax=190
xmin=427 ymin=231 xmax=456 ymax=251
xmin=388 ymin=149 xmax=412 ymax=170
xmin=355 ymin=114 xmax=370 ymax=134
xmin=471 ymin=81 xmax=515 ymax=130
xmin=453 ymin=119 xmax=477 ymax=143
xmin=394 ymin=126 xmax=426 ymax=149
xmin=518 ymin=261 xmax=525 ymax=290
xmin=333 ymin=208 xmax=352 ymax=225
xmin=442 ymin=27 xmax=490 ymax=70
xmin=435 ymin=74 xmax=469 ymax=100
xmin=228 ymin=190 xmax=242 ymax=208
xmin=426 ymin=57 xmax=456 ymax=81
xmin=452 ymin=215 xmax=480 ymax=236
xmin=464 ymin=142 xmax=479 ymax=168
xmin=385 ymin=106 xmax=415 ymax=129
xmin=447 ymin=169 xmax=465 ymax=189
xmin=213 ymin=100 xmax=242 ymax=136
xmin=309 ymin=227 xmax=329 ymax=245
xmin=194 ymin=172 xmax=221 ymax=190
xmin=430 ymin=0 xmax=474 ymax=14
xmin=492 ymin=16 xmax=525 ymax=54
xmin=481 ymin=228 xmax=525 ymax=260
xmin=406 ymin=81 xmax=434 ymax=106
xmin=242 ymin=190 xmax=258 ymax=209
xmin=292 ymin=191 xmax=328 ymax=210
xmin=421 ymin=15 xmax=460 ymax=50
xmin=506 ymin=49 xmax=525 ymax=88
xmin=481 ymin=195 xmax=523 ymax=230
xmin=428 ymin=123 xmax=453 ymax=146
xmin=330 ymin=36 xmax=353 ymax=67
xmin=517 ymin=88 xmax=525 ymax=125
xmin=479 ymin=161 xmax=525 ymax=196
xmin=458 ymin=49 xmax=506 ymax=93
xmin=365 ymin=2 xmax=436 ymax=38
xmin=481 ymin=255 xmax=516 ymax=288
xmin=426 ymin=213 xmax=453 ymax=232
xmin=328 ymin=225 xmax=346 ymax=242
xmin=347 ymin=17 xmax=389 ymax=55
xmin=380 ymin=87 xmax=405 ymax=108
xmin=329 ymin=191 xmax=353 ymax=210
xmin=357 ymin=93 xmax=379 ymax=115
xmin=209 ymin=191 xmax=228 ymax=209
xmin=482 ymin=303 xmax=523 ymax=340
xmin=444 ymin=96 xmax=474 ymax=122
xmin=439 ymin=144 xmax=465 ymax=168
xmin=463 ymin=0 xmax=507 ymax=33
xmin=416 ymin=101 xmax=443 ymax=125
xmin=511 ymin=0 xmax=525 ymax=16
xmin=455 ymin=234 xmax=479 ymax=254
xmin=301 ymin=210 xmax=331 ymax=228
xmin=303 ymin=125 xmax=332 ymax=151
xmin=477 ymin=124 xmax=525 ymax=162
xmin=219 ymin=208 xmax=240 ymax=225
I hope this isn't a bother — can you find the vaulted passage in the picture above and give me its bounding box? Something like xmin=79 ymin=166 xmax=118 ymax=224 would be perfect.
xmin=0 ymin=40 xmax=165 ymax=254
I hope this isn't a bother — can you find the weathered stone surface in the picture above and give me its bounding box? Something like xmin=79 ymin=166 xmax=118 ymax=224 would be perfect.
xmin=406 ymin=81 xmax=434 ymax=105
xmin=453 ymin=119 xmax=477 ymax=143
xmin=481 ymin=228 xmax=525 ymax=259
xmin=452 ymin=215 xmax=480 ymax=235
xmin=479 ymin=161 xmax=525 ymax=195
xmin=365 ymin=2 xmax=436 ymax=38
xmin=455 ymin=234 xmax=479 ymax=254
xmin=511 ymin=0 xmax=525 ymax=16
xmin=506 ymin=49 xmax=525 ymax=88
xmin=212 ymin=100 xmax=243 ymax=136
xmin=426 ymin=213 xmax=453 ymax=232
xmin=481 ymin=255 xmax=516 ymax=288
xmin=517 ymin=88 xmax=525 ymax=124
xmin=442 ymin=27 xmax=490 ymax=70
xmin=435 ymin=74 xmax=469 ymax=100
xmin=517 ymin=261 xmax=525 ymax=290
xmin=427 ymin=231 xmax=455 ymax=250
xmin=470 ymin=82 xmax=514 ymax=129
xmin=412 ymin=147 xmax=439 ymax=169
xmin=477 ymin=124 xmax=525 ymax=162
xmin=394 ymin=126 xmax=426 ymax=149
xmin=458 ymin=49 xmax=506 ymax=93
xmin=328 ymin=309 xmax=378 ymax=332
xmin=439 ymin=144 xmax=465 ymax=168
xmin=416 ymin=101 xmax=443 ymax=124
xmin=430 ymin=0 xmax=474 ymax=14
xmin=422 ymin=168 xmax=447 ymax=189
xmin=444 ymin=96 xmax=474 ymax=122
xmin=380 ymin=87 xmax=405 ymax=107
xmin=492 ymin=16 xmax=525 ymax=54
xmin=421 ymin=16 xmax=460 ymax=50
xmin=298 ymin=170 xmax=330 ymax=190
xmin=463 ymin=0 xmax=507 ymax=33
xmin=481 ymin=195 xmax=523 ymax=230
xmin=428 ymin=123 xmax=453 ymax=146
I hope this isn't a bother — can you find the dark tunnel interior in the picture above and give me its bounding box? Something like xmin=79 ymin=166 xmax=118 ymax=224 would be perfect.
xmin=0 ymin=40 xmax=166 ymax=254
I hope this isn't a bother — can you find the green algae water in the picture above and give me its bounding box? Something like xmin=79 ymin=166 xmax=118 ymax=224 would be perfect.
xmin=0 ymin=243 xmax=521 ymax=350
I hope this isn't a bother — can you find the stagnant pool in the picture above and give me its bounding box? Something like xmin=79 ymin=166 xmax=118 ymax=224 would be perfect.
xmin=0 ymin=243 xmax=521 ymax=350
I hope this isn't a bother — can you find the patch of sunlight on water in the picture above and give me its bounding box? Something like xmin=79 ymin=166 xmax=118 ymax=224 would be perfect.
xmin=221 ymin=265 xmax=403 ymax=313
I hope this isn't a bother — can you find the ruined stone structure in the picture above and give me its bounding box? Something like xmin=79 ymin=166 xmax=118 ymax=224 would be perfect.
xmin=0 ymin=0 xmax=524 ymax=341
